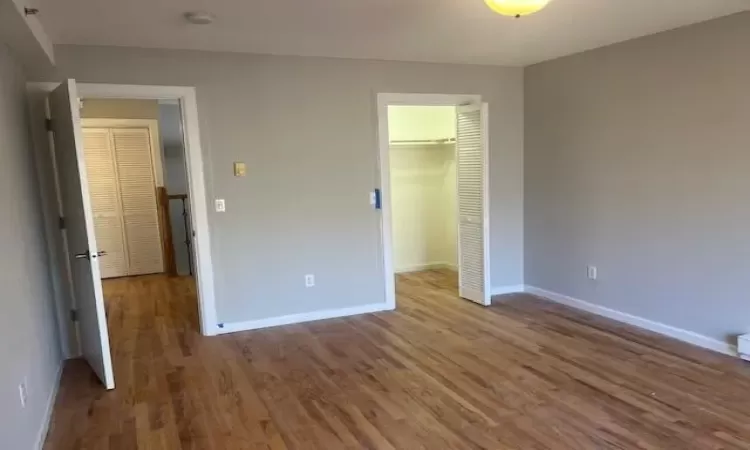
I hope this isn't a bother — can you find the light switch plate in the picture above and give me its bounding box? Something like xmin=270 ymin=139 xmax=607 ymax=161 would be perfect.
xmin=215 ymin=199 xmax=226 ymax=212
xmin=234 ymin=162 xmax=247 ymax=177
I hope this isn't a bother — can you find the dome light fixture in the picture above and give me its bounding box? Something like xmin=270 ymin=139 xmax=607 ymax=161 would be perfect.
xmin=484 ymin=0 xmax=552 ymax=18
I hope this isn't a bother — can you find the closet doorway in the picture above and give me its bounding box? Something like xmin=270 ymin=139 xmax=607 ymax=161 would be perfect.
xmin=377 ymin=94 xmax=490 ymax=309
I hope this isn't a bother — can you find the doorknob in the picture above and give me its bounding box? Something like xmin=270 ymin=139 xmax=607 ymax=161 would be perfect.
xmin=74 ymin=251 xmax=91 ymax=260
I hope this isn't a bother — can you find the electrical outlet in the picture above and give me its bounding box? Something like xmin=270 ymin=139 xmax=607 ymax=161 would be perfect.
xmin=215 ymin=199 xmax=226 ymax=212
xmin=18 ymin=379 xmax=28 ymax=408
xmin=587 ymin=265 xmax=598 ymax=280
xmin=305 ymin=274 xmax=315 ymax=287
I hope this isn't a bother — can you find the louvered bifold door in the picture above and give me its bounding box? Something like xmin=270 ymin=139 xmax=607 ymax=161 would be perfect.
xmin=82 ymin=128 xmax=128 ymax=278
xmin=112 ymin=128 xmax=164 ymax=276
xmin=456 ymin=103 xmax=490 ymax=306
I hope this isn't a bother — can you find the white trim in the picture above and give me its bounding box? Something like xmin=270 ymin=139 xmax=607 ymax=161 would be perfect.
xmin=491 ymin=285 xmax=526 ymax=296
xmin=395 ymin=262 xmax=457 ymax=273
xmin=524 ymin=286 xmax=738 ymax=357
xmin=376 ymin=93 xmax=484 ymax=310
xmin=27 ymin=82 xmax=219 ymax=337
xmin=217 ymin=302 xmax=393 ymax=334
xmin=81 ymin=118 xmax=164 ymax=187
xmin=35 ymin=363 xmax=63 ymax=450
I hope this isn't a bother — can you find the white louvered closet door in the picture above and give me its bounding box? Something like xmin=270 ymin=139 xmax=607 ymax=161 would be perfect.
xmin=456 ymin=103 xmax=490 ymax=306
xmin=112 ymin=128 xmax=164 ymax=276
xmin=83 ymin=128 xmax=128 ymax=278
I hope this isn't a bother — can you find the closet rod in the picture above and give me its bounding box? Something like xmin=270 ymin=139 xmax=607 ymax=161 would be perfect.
xmin=389 ymin=138 xmax=456 ymax=145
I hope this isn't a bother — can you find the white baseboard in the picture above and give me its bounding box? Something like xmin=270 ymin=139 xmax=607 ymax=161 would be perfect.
xmin=491 ymin=285 xmax=527 ymax=296
xmin=35 ymin=362 xmax=63 ymax=450
xmin=524 ymin=286 xmax=738 ymax=357
xmin=396 ymin=262 xmax=456 ymax=273
xmin=217 ymin=302 xmax=393 ymax=334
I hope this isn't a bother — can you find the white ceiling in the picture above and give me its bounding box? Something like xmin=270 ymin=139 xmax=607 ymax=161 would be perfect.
xmin=37 ymin=0 xmax=749 ymax=66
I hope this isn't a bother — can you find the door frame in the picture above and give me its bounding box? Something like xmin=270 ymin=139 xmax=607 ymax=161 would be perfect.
xmin=375 ymin=93 xmax=488 ymax=309
xmin=28 ymin=82 xmax=219 ymax=344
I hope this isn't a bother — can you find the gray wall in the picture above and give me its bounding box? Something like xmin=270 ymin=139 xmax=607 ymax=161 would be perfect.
xmin=33 ymin=46 xmax=524 ymax=324
xmin=158 ymin=102 xmax=192 ymax=276
xmin=0 ymin=44 xmax=62 ymax=449
xmin=525 ymin=12 xmax=750 ymax=344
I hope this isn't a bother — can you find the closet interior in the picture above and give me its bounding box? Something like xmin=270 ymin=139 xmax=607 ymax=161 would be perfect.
xmin=388 ymin=105 xmax=458 ymax=282
xmin=80 ymin=98 xmax=193 ymax=280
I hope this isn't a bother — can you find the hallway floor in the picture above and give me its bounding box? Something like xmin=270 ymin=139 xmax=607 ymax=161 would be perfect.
xmin=43 ymin=271 xmax=750 ymax=449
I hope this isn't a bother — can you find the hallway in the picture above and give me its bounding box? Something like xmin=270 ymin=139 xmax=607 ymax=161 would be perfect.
xmin=43 ymin=272 xmax=750 ymax=449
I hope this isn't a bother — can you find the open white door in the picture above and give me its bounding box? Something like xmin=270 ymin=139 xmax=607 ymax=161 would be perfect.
xmin=50 ymin=80 xmax=115 ymax=389
xmin=456 ymin=103 xmax=491 ymax=306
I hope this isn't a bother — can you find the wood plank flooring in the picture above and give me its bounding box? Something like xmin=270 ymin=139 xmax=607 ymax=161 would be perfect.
xmin=44 ymin=270 xmax=750 ymax=449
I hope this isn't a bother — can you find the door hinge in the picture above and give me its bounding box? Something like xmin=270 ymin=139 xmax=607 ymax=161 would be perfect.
xmin=58 ymin=216 xmax=66 ymax=230
xmin=45 ymin=118 xmax=53 ymax=132
xmin=69 ymin=309 xmax=78 ymax=322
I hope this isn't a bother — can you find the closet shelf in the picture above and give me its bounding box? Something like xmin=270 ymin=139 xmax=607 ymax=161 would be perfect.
xmin=390 ymin=138 xmax=456 ymax=146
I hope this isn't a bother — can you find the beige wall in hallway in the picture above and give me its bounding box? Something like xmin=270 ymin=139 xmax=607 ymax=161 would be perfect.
xmin=80 ymin=98 xmax=159 ymax=119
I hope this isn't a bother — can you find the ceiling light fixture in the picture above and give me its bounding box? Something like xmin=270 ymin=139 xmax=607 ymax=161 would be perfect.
xmin=184 ymin=11 xmax=215 ymax=25
xmin=484 ymin=0 xmax=551 ymax=18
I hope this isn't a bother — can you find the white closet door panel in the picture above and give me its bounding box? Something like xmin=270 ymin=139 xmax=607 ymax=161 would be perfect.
xmin=82 ymin=128 xmax=127 ymax=278
xmin=456 ymin=104 xmax=490 ymax=305
xmin=112 ymin=128 xmax=164 ymax=276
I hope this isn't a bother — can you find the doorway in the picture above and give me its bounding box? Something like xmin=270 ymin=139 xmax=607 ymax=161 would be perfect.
xmin=376 ymin=94 xmax=490 ymax=309
xmin=79 ymin=100 xmax=194 ymax=280
xmin=34 ymin=81 xmax=217 ymax=390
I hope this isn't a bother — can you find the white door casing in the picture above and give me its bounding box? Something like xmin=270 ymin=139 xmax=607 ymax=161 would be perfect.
xmin=49 ymin=79 xmax=115 ymax=389
xmin=375 ymin=93 xmax=489 ymax=309
xmin=456 ymin=103 xmax=491 ymax=305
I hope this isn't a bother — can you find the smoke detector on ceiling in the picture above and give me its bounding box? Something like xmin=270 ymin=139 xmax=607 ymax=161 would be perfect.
xmin=184 ymin=11 xmax=215 ymax=25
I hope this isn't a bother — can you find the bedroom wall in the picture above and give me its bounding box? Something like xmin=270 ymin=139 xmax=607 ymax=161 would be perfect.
xmin=31 ymin=45 xmax=524 ymax=326
xmin=524 ymin=12 xmax=750 ymax=345
xmin=0 ymin=43 xmax=62 ymax=450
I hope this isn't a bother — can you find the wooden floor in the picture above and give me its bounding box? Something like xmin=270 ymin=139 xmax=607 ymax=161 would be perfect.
xmin=44 ymin=270 xmax=750 ymax=449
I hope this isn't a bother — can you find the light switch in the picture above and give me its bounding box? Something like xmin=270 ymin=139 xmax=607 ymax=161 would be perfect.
xmin=215 ymin=199 xmax=226 ymax=212
xmin=233 ymin=162 xmax=247 ymax=177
